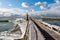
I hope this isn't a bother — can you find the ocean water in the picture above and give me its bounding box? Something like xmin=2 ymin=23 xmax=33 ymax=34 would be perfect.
xmin=43 ymin=20 xmax=60 ymax=26
xmin=0 ymin=22 xmax=14 ymax=32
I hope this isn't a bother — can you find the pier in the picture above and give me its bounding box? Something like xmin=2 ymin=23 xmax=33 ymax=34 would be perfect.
xmin=18 ymin=15 xmax=60 ymax=40
xmin=0 ymin=16 xmax=60 ymax=40
xmin=18 ymin=13 xmax=60 ymax=40
xmin=24 ymin=16 xmax=60 ymax=40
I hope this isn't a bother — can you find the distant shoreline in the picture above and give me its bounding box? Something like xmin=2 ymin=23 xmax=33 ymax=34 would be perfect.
xmin=41 ymin=18 xmax=60 ymax=20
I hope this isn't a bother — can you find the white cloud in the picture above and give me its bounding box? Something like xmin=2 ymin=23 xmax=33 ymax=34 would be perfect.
xmin=21 ymin=1 xmax=47 ymax=10
xmin=38 ymin=0 xmax=60 ymax=14
xmin=40 ymin=4 xmax=60 ymax=16
xmin=40 ymin=6 xmax=44 ymax=9
xmin=55 ymin=0 xmax=60 ymax=3
xmin=35 ymin=2 xmax=41 ymax=6
xmin=40 ymin=5 xmax=47 ymax=10
xmin=32 ymin=1 xmax=60 ymax=16
xmin=21 ymin=2 xmax=29 ymax=7
xmin=3 ymin=13 xmax=12 ymax=17
xmin=0 ymin=8 xmax=28 ymax=17
xmin=34 ymin=1 xmax=47 ymax=9
xmin=47 ymin=6 xmax=60 ymax=14
xmin=42 ymin=2 xmax=47 ymax=7
xmin=0 ymin=1 xmax=60 ymax=17
xmin=42 ymin=2 xmax=47 ymax=5
xmin=20 ymin=1 xmax=60 ymax=17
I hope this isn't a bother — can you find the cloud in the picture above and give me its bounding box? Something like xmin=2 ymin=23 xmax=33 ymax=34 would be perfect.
xmin=40 ymin=6 xmax=44 ymax=9
xmin=35 ymin=2 xmax=41 ymax=6
xmin=40 ymin=3 xmax=60 ymax=16
xmin=47 ymin=6 xmax=60 ymax=14
xmin=35 ymin=1 xmax=47 ymax=9
xmin=42 ymin=2 xmax=47 ymax=5
xmin=42 ymin=2 xmax=47 ymax=7
xmin=20 ymin=1 xmax=60 ymax=17
xmin=35 ymin=2 xmax=47 ymax=6
xmin=31 ymin=1 xmax=60 ymax=16
xmin=0 ymin=8 xmax=28 ymax=17
xmin=21 ymin=2 xmax=29 ymax=7
xmin=3 ymin=13 xmax=12 ymax=17
xmin=55 ymin=0 xmax=60 ymax=3
xmin=0 ymin=1 xmax=60 ymax=17
xmin=21 ymin=1 xmax=47 ymax=10
xmin=40 ymin=5 xmax=47 ymax=10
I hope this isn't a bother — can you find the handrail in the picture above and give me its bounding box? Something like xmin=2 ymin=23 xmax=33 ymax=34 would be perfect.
xmin=39 ymin=20 xmax=60 ymax=33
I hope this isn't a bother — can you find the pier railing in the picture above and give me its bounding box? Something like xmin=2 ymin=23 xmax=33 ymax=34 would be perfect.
xmin=39 ymin=20 xmax=60 ymax=34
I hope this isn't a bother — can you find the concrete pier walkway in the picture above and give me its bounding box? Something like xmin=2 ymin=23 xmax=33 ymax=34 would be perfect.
xmin=28 ymin=20 xmax=45 ymax=40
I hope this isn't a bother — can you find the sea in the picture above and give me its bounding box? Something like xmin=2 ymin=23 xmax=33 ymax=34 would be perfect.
xmin=43 ymin=20 xmax=60 ymax=26
xmin=0 ymin=22 xmax=14 ymax=32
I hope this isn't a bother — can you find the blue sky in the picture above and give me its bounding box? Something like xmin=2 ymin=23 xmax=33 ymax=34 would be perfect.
xmin=0 ymin=0 xmax=60 ymax=17
xmin=0 ymin=0 xmax=55 ymax=11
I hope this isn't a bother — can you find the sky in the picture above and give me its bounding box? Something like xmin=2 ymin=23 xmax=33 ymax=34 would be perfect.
xmin=0 ymin=0 xmax=60 ymax=17
xmin=0 ymin=0 xmax=55 ymax=11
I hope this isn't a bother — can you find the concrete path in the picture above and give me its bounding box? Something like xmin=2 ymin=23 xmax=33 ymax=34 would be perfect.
xmin=28 ymin=20 xmax=45 ymax=40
